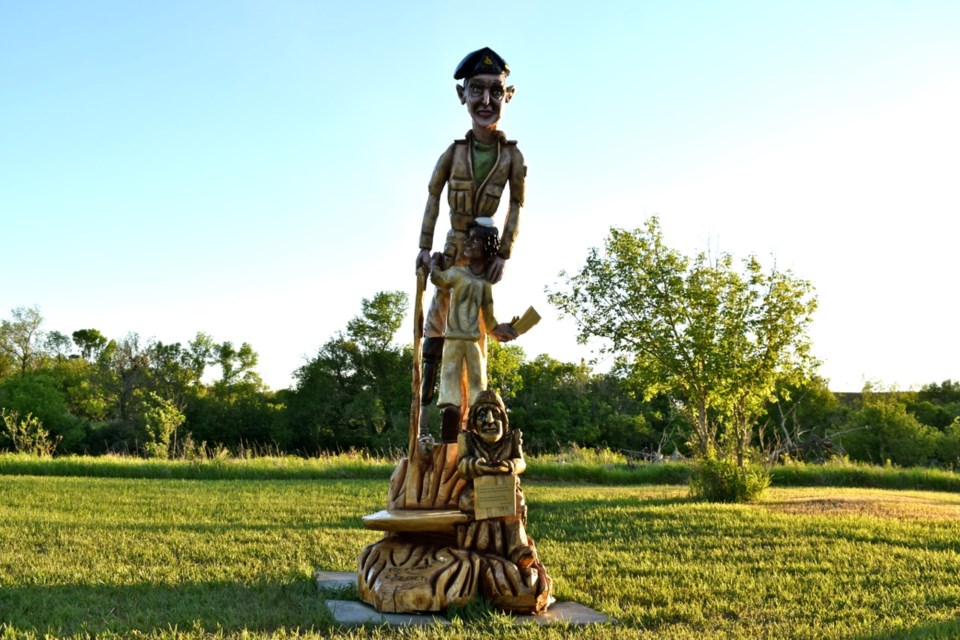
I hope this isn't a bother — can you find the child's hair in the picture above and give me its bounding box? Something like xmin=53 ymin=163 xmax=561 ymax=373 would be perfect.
xmin=468 ymin=223 xmax=500 ymax=260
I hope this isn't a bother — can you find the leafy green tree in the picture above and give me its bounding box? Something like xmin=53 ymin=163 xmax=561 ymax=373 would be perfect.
xmin=72 ymin=329 xmax=109 ymax=361
xmin=486 ymin=341 xmax=525 ymax=402
xmin=98 ymin=333 xmax=151 ymax=423
xmin=213 ymin=341 xmax=262 ymax=391
xmin=509 ymin=354 xmax=597 ymax=451
xmin=840 ymin=393 xmax=939 ymax=467
xmin=548 ymin=217 xmax=818 ymax=467
xmin=140 ymin=391 xmax=186 ymax=458
xmin=47 ymin=357 xmax=110 ymax=423
xmin=0 ymin=306 xmax=46 ymax=376
xmin=0 ymin=371 xmax=86 ymax=452
xmin=286 ymin=291 xmax=410 ymax=452
xmin=918 ymin=380 xmax=960 ymax=405
xmin=935 ymin=418 xmax=960 ymax=466
xmin=44 ymin=331 xmax=74 ymax=361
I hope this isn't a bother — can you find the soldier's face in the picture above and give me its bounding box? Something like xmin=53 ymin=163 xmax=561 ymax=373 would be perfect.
xmin=475 ymin=405 xmax=504 ymax=444
xmin=461 ymin=74 xmax=509 ymax=128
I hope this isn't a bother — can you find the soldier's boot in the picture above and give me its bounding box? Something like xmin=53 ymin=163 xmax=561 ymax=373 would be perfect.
xmin=440 ymin=406 xmax=461 ymax=444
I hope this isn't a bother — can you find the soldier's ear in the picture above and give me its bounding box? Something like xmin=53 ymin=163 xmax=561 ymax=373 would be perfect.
xmin=456 ymin=84 xmax=467 ymax=105
xmin=504 ymin=85 xmax=516 ymax=103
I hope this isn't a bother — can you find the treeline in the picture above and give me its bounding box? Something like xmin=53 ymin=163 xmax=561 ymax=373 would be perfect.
xmin=2 ymin=302 xmax=960 ymax=467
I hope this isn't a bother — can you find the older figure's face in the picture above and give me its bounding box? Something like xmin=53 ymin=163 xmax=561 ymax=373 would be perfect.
xmin=458 ymin=73 xmax=513 ymax=129
xmin=474 ymin=403 xmax=505 ymax=444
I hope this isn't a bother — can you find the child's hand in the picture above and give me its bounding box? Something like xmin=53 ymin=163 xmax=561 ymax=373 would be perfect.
xmin=491 ymin=323 xmax=519 ymax=342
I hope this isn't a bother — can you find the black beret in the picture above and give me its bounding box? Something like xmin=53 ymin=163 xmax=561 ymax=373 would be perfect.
xmin=453 ymin=47 xmax=510 ymax=80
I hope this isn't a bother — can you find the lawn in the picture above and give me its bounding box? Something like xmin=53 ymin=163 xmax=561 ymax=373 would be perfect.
xmin=1 ymin=467 xmax=959 ymax=638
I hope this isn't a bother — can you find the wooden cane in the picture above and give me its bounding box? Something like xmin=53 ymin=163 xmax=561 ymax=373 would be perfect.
xmin=407 ymin=266 xmax=427 ymax=460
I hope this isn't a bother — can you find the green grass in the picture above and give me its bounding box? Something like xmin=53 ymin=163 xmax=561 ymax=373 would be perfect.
xmin=0 ymin=451 xmax=397 ymax=481
xmin=2 ymin=466 xmax=960 ymax=639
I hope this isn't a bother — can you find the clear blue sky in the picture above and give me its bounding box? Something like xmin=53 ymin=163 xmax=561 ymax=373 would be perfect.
xmin=2 ymin=0 xmax=958 ymax=392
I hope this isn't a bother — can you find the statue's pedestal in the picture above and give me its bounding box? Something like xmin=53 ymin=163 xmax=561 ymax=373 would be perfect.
xmin=357 ymin=443 xmax=552 ymax=614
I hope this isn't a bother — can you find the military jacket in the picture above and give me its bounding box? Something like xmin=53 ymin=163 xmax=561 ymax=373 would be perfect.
xmin=419 ymin=131 xmax=525 ymax=260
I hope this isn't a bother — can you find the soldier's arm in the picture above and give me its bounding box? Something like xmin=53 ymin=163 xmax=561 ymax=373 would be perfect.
xmin=498 ymin=144 xmax=525 ymax=261
xmin=417 ymin=144 xmax=455 ymax=270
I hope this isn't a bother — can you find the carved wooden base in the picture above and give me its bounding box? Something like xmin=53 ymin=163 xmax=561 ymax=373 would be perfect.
xmin=358 ymin=535 xmax=552 ymax=614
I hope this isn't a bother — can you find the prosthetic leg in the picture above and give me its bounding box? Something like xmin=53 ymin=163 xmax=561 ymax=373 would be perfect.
xmin=417 ymin=337 xmax=444 ymax=460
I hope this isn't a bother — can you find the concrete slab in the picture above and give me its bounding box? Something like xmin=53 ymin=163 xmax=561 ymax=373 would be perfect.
xmin=317 ymin=571 xmax=615 ymax=627
xmin=326 ymin=599 xmax=450 ymax=627
xmin=514 ymin=600 xmax=615 ymax=625
xmin=313 ymin=570 xmax=355 ymax=591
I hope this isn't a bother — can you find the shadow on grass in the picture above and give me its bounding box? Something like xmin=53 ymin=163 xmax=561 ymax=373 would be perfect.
xmin=96 ymin=517 xmax=367 ymax=533
xmin=0 ymin=578 xmax=335 ymax=636
xmin=851 ymin=618 xmax=960 ymax=640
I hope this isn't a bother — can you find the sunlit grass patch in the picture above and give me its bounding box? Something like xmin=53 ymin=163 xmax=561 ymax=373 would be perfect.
xmin=760 ymin=487 xmax=960 ymax=520
xmin=2 ymin=475 xmax=960 ymax=638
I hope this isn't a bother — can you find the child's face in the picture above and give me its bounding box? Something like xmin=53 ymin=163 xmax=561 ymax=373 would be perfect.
xmin=475 ymin=404 xmax=504 ymax=444
xmin=462 ymin=229 xmax=485 ymax=260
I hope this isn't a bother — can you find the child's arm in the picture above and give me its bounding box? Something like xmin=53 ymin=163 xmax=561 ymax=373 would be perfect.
xmin=429 ymin=252 xmax=455 ymax=287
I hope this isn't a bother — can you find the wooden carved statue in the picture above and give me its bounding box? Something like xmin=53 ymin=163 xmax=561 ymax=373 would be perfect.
xmin=357 ymin=47 xmax=550 ymax=616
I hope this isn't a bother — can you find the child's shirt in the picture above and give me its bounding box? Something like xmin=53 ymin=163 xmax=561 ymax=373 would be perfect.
xmin=431 ymin=265 xmax=499 ymax=340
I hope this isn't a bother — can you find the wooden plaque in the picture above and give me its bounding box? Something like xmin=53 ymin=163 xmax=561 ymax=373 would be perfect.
xmin=473 ymin=474 xmax=516 ymax=520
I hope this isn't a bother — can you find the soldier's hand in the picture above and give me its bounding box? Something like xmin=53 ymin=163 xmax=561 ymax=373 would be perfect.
xmin=486 ymin=256 xmax=506 ymax=283
xmin=416 ymin=249 xmax=432 ymax=272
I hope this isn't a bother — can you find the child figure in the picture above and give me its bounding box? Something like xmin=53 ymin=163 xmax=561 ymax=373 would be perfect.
xmin=426 ymin=218 xmax=517 ymax=445
xmin=457 ymin=389 xmax=539 ymax=574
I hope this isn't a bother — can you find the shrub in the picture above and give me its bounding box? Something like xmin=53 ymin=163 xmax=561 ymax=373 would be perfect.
xmin=840 ymin=399 xmax=938 ymax=467
xmin=0 ymin=409 xmax=60 ymax=456
xmin=690 ymin=455 xmax=770 ymax=503
xmin=935 ymin=418 xmax=960 ymax=466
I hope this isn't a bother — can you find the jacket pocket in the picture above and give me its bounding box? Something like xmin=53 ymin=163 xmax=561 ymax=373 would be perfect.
xmin=447 ymin=179 xmax=473 ymax=214
xmin=478 ymin=183 xmax=504 ymax=216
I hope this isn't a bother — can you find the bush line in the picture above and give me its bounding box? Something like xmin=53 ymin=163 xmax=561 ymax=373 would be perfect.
xmin=1 ymin=452 xmax=958 ymax=492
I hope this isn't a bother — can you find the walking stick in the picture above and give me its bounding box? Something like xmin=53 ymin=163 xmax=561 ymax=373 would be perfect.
xmin=408 ymin=266 xmax=427 ymax=460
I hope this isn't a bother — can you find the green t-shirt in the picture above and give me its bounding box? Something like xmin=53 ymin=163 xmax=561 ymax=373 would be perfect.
xmin=471 ymin=139 xmax=497 ymax=186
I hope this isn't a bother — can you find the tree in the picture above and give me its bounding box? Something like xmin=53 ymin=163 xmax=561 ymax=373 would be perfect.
xmin=98 ymin=333 xmax=150 ymax=423
xmin=839 ymin=393 xmax=938 ymax=467
xmin=486 ymin=342 xmax=525 ymax=402
xmin=72 ymin=328 xmax=109 ymax=361
xmin=213 ymin=341 xmax=261 ymax=390
xmin=0 ymin=306 xmax=46 ymax=376
xmin=548 ymin=217 xmax=818 ymax=467
xmin=286 ymin=291 xmax=410 ymax=452
xmin=44 ymin=331 xmax=74 ymax=361
xmin=140 ymin=391 xmax=186 ymax=458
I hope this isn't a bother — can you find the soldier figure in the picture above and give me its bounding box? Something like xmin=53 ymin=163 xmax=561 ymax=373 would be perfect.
xmin=415 ymin=47 xmax=526 ymax=447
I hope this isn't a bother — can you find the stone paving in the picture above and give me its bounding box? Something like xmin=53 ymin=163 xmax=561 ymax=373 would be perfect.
xmin=314 ymin=571 xmax=615 ymax=628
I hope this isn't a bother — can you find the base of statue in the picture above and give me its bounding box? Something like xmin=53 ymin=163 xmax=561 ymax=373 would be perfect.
xmin=358 ymin=535 xmax=552 ymax=614
xmin=358 ymin=443 xmax=552 ymax=615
